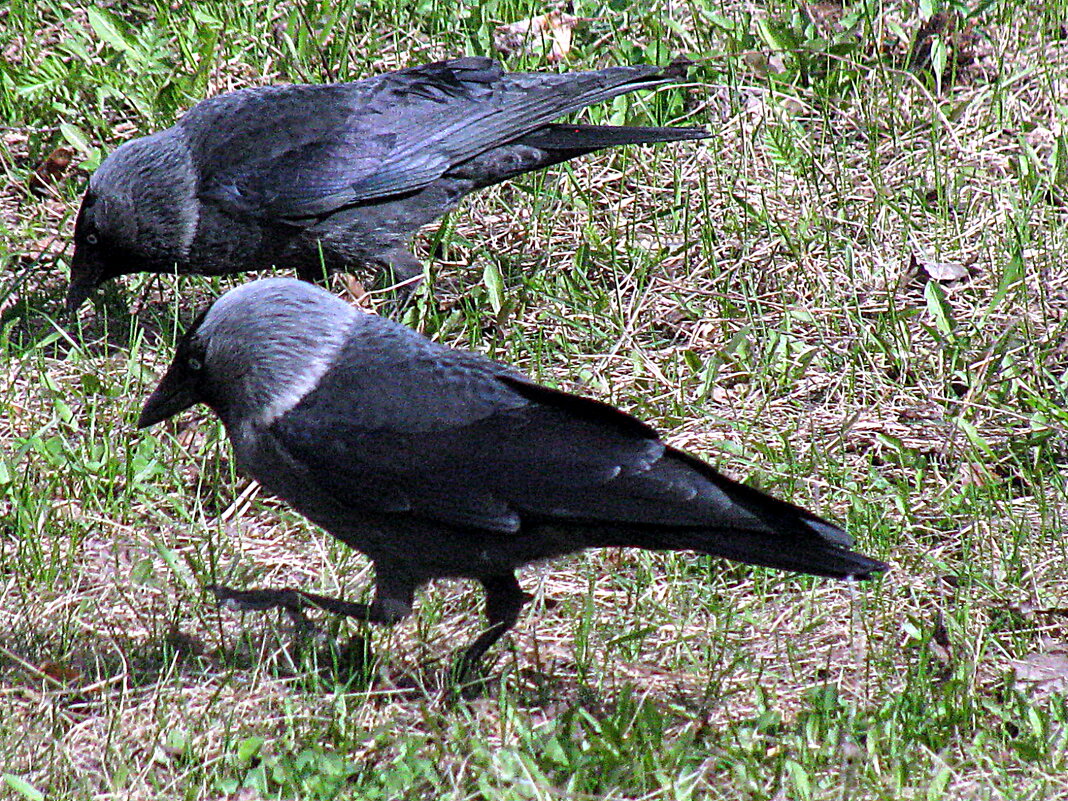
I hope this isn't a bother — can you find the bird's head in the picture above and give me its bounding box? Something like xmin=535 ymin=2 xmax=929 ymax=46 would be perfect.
xmin=138 ymin=278 xmax=357 ymax=430
xmin=66 ymin=131 xmax=198 ymax=313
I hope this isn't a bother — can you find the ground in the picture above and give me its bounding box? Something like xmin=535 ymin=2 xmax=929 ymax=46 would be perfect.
xmin=1 ymin=1 xmax=1067 ymax=799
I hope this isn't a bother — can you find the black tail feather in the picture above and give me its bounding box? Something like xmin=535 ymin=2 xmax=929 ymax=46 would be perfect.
xmin=520 ymin=122 xmax=710 ymax=152
xmin=646 ymin=528 xmax=888 ymax=580
xmin=648 ymin=448 xmax=888 ymax=579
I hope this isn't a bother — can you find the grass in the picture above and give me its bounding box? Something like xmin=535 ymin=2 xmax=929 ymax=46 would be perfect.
xmin=2 ymin=0 xmax=1068 ymax=798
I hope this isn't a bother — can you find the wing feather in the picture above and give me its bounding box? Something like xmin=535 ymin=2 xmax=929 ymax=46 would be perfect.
xmin=261 ymin=317 xmax=725 ymax=534
xmin=188 ymin=58 xmax=675 ymax=219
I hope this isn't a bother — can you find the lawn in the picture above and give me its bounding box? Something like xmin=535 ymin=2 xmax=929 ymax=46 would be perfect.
xmin=1 ymin=0 xmax=1067 ymax=798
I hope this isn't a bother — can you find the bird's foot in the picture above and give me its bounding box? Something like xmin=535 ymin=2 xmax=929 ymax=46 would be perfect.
xmin=207 ymin=584 xmax=374 ymax=617
xmin=208 ymin=584 xmax=378 ymax=684
xmin=447 ymin=655 xmax=493 ymax=700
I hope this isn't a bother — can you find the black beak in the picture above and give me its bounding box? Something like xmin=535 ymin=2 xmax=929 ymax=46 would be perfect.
xmin=138 ymin=362 xmax=199 ymax=428
xmin=65 ymin=249 xmax=105 ymax=314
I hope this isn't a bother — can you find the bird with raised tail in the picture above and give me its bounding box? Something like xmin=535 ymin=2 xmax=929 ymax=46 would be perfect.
xmin=138 ymin=278 xmax=887 ymax=677
xmin=67 ymin=56 xmax=709 ymax=311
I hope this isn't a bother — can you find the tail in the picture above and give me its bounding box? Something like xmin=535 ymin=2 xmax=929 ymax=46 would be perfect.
xmin=454 ymin=122 xmax=709 ymax=188
xmin=665 ymin=451 xmax=887 ymax=579
xmin=518 ymin=122 xmax=710 ymax=152
xmin=525 ymin=61 xmax=698 ymax=119
xmin=591 ymin=449 xmax=888 ymax=581
xmin=648 ymin=526 xmax=887 ymax=580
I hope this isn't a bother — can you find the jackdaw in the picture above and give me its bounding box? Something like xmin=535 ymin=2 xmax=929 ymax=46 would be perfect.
xmin=67 ymin=56 xmax=709 ymax=311
xmin=138 ymin=278 xmax=887 ymax=674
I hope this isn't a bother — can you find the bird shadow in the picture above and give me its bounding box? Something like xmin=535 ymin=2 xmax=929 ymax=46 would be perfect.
xmin=0 ymin=622 xmax=214 ymax=713
xmin=1 ymin=276 xmax=190 ymax=361
xmin=0 ymin=608 xmax=710 ymax=733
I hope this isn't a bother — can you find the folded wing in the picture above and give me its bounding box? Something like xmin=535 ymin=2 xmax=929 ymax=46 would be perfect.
xmin=263 ymin=320 xmax=884 ymax=582
xmin=190 ymin=57 xmax=694 ymax=220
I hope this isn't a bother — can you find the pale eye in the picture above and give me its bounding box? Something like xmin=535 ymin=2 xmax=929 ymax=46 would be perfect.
xmin=85 ymin=233 xmax=98 ymax=245
xmin=188 ymin=357 xmax=203 ymax=371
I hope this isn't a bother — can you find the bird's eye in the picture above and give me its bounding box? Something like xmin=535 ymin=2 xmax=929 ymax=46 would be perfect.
xmin=85 ymin=233 xmax=98 ymax=245
xmin=188 ymin=356 xmax=203 ymax=371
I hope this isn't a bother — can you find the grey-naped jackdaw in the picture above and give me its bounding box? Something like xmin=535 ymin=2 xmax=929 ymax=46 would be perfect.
xmin=68 ymin=57 xmax=709 ymax=311
xmin=138 ymin=278 xmax=887 ymax=673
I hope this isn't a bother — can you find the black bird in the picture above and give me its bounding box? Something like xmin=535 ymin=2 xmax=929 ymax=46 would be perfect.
xmin=138 ymin=278 xmax=886 ymax=675
xmin=67 ymin=57 xmax=709 ymax=311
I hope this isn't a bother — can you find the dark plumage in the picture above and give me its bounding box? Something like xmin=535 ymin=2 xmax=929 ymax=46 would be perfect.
xmin=137 ymin=278 xmax=886 ymax=675
xmin=67 ymin=57 xmax=709 ymax=311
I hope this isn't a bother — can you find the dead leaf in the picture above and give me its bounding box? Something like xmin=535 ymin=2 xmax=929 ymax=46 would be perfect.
xmin=908 ymin=11 xmax=978 ymax=73
xmin=40 ymin=660 xmax=82 ymax=684
xmin=1013 ymin=648 xmax=1068 ymax=694
xmin=803 ymin=2 xmax=844 ymax=28
xmin=928 ymin=613 xmax=953 ymax=675
xmin=742 ymin=51 xmax=787 ymax=76
xmin=1007 ymin=600 xmax=1068 ymax=620
xmin=341 ymin=275 xmax=376 ymax=312
xmin=922 ymin=259 xmax=970 ymax=282
xmin=3 ymin=130 xmax=28 ymax=154
xmin=494 ymin=9 xmax=587 ymax=63
xmin=955 ymin=460 xmax=990 ymax=487
xmin=899 ymin=403 xmax=944 ymax=421
xmin=710 ymin=385 xmax=735 ymax=404
xmin=906 ymin=250 xmax=971 ymax=283
xmin=17 ymin=235 xmax=67 ymax=273
xmin=29 ymin=147 xmax=75 ymax=196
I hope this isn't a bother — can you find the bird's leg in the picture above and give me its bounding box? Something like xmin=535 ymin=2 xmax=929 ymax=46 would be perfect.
xmin=210 ymin=575 xmax=414 ymax=681
xmin=373 ymin=248 xmax=424 ymax=317
xmin=453 ymin=573 xmax=532 ymax=681
xmin=295 ymin=256 xmax=332 ymax=286
xmin=383 ymin=248 xmax=425 ymax=294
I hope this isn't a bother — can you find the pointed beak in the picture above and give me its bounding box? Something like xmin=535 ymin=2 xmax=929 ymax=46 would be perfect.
xmin=65 ymin=249 xmax=105 ymax=314
xmin=138 ymin=362 xmax=199 ymax=428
